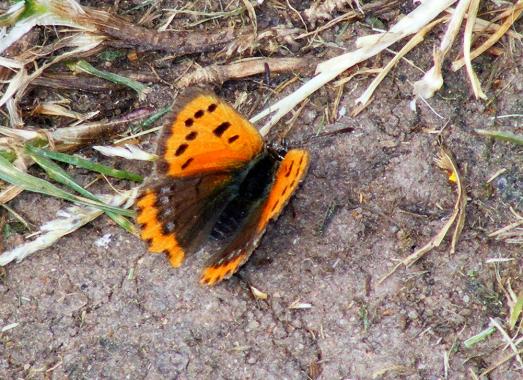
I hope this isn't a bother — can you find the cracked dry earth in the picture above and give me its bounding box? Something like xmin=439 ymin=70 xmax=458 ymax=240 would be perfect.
xmin=1 ymin=3 xmax=523 ymax=380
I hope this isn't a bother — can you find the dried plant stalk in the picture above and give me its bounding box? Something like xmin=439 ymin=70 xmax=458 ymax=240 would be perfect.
xmin=354 ymin=17 xmax=447 ymax=114
xmin=177 ymin=57 xmax=315 ymax=88
xmin=463 ymin=0 xmax=487 ymax=99
xmin=413 ymin=0 xmax=470 ymax=99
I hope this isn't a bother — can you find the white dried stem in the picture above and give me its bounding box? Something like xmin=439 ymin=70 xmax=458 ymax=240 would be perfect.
xmin=413 ymin=0 xmax=470 ymax=99
xmin=251 ymin=0 xmax=457 ymax=135
xmin=463 ymin=0 xmax=487 ymax=99
xmin=354 ymin=17 xmax=446 ymax=113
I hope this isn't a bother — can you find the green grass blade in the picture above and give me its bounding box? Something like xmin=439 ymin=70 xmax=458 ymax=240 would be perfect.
xmin=28 ymin=150 xmax=135 ymax=233
xmin=509 ymin=292 xmax=523 ymax=330
xmin=68 ymin=59 xmax=150 ymax=98
xmin=0 ymin=149 xmax=16 ymax=162
xmin=139 ymin=106 xmax=171 ymax=128
xmin=0 ymin=155 xmax=134 ymax=217
xmin=476 ymin=129 xmax=523 ymax=145
xmin=463 ymin=326 xmax=497 ymax=349
xmin=26 ymin=145 xmax=143 ymax=182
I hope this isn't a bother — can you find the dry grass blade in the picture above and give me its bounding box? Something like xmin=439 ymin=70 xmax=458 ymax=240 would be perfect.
xmin=463 ymin=0 xmax=486 ymax=99
xmin=480 ymin=348 xmax=523 ymax=377
xmin=241 ymin=0 xmax=257 ymax=36
xmin=437 ymin=147 xmax=467 ymax=254
xmin=490 ymin=318 xmax=523 ymax=367
xmin=249 ymin=285 xmax=268 ymax=300
xmin=488 ymin=208 xmax=523 ymax=244
xmin=93 ymin=144 xmax=157 ymax=161
xmin=452 ymin=0 xmax=523 ymax=71
xmin=354 ymin=17 xmax=447 ymax=114
xmin=0 ymin=184 xmax=25 ymax=205
xmin=0 ymin=188 xmax=138 ymax=266
xmin=288 ymin=300 xmax=312 ymax=309
xmin=379 ymin=144 xmax=466 ymax=283
xmin=32 ymin=102 xmax=98 ymax=121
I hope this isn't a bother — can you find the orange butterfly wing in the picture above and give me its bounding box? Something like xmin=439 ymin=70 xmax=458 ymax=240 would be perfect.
xmin=136 ymin=174 xmax=234 ymax=267
xmin=256 ymin=150 xmax=310 ymax=233
xmin=156 ymin=89 xmax=264 ymax=177
xmin=136 ymin=89 xmax=265 ymax=267
xmin=200 ymin=149 xmax=310 ymax=285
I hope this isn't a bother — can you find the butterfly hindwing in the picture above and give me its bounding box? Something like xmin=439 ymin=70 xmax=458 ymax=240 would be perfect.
xmin=156 ymin=89 xmax=264 ymax=178
xmin=200 ymin=149 xmax=310 ymax=285
xmin=136 ymin=173 xmax=238 ymax=267
xmin=256 ymin=149 xmax=310 ymax=233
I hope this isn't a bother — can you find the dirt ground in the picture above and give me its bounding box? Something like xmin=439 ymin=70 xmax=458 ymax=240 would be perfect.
xmin=1 ymin=1 xmax=522 ymax=379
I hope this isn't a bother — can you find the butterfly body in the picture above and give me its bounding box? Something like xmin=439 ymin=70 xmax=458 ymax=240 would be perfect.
xmin=135 ymin=89 xmax=309 ymax=285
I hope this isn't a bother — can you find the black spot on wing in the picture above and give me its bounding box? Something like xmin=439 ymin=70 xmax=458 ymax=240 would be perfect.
xmin=185 ymin=131 xmax=198 ymax=140
xmin=175 ymin=144 xmax=188 ymax=156
xmin=285 ymin=161 xmax=295 ymax=177
xmin=213 ymin=122 xmax=231 ymax=137
xmin=181 ymin=158 xmax=193 ymax=169
xmin=228 ymin=135 xmax=239 ymax=144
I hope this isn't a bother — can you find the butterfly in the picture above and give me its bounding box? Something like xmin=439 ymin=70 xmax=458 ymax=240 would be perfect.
xmin=135 ymin=88 xmax=309 ymax=286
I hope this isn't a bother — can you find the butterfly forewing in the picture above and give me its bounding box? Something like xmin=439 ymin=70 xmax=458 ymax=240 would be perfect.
xmin=156 ymin=89 xmax=264 ymax=178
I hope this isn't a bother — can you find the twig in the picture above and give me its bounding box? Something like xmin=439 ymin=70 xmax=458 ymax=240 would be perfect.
xmin=177 ymin=57 xmax=315 ymax=88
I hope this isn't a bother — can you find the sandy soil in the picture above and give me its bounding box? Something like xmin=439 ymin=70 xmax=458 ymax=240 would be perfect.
xmin=0 ymin=1 xmax=522 ymax=379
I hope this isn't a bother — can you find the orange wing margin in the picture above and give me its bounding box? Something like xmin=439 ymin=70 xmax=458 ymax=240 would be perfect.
xmin=136 ymin=189 xmax=185 ymax=267
xmin=257 ymin=149 xmax=310 ymax=232
xmin=156 ymin=89 xmax=264 ymax=177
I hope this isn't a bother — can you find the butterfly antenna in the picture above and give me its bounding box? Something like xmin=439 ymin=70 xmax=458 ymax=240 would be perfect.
xmin=299 ymin=126 xmax=355 ymax=146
